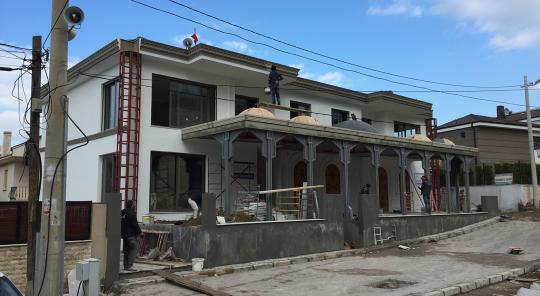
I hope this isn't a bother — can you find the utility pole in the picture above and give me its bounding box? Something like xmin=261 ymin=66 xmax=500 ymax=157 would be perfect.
xmin=26 ymin=35 xmax=42 ymax=296
xmin=524 ymin=75 xmax=539 ymax=209
xmin=37 ymin=0 xmax=69 ymax=294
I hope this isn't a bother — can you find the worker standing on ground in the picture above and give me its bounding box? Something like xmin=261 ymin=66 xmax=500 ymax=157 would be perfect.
xmin=121 ymin=200 xmax=142 ymax=271
xmin=268 ymin=65 xmax=283 ymax=105
xmin=419 ymin=176 xmax=432 ymax=214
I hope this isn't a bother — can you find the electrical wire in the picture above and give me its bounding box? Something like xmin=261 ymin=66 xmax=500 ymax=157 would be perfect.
xmin=0 ymin=42 xmax=32 ymax=51
xmin=42 ymin=0 xmax=70 ymax=49
xmin=129 ymin=0 xmax=530 ymax=108
xmin=166 ymin=0 xmax=520 ymax=89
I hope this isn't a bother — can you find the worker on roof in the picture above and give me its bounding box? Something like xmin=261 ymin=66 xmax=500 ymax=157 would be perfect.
xmin=268 ymin=65 xmax=283 ymax=105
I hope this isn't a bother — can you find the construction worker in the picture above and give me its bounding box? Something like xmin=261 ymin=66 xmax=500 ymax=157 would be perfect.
xmin=268 ymin=65 xmax=283 ymax=105
xmin=419 ymin=176 xmax=432 ymax=214
xmin=121 ymin=200 xmax=142 ymax=271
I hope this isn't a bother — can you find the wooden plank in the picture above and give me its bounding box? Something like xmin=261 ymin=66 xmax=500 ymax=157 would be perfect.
xmin=258 ymin=102 xmax=312 ymax=114
xmin=152 ymin=270 xmax=231 ymax=296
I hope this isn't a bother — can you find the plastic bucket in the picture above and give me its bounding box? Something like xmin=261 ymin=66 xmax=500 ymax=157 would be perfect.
xmin=192 ymin=258 xmax=205 ymax=272
xmin=142 ymin=215 xmax=154 ymax=224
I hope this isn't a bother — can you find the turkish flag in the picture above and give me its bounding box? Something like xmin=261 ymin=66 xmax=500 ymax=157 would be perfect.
xmin=191 ymin=33 xmax=199 ymax=44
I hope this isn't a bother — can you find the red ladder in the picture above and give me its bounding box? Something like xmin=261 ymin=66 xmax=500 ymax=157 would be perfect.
xmin=115 ymin=51 xmax=142 ymax=208
xmin=426 ymin=118 xmax=442 ymax=211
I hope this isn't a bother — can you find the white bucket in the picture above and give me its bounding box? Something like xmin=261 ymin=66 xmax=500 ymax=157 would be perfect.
xmin=192 ymin=258 xmax=205 ymax=272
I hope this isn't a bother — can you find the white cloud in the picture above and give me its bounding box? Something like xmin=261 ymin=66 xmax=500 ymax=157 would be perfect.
xmin=222 ymin=41 xmax=255 ymax=55
xmin=367 ymin=0 xmax=423 ymax=17
xmin=289 ymin=63 xmax=345 ymax=86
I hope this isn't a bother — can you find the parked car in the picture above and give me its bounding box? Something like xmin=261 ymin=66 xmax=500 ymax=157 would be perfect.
xmin=0 ymin=272 xmax=22 ymax=296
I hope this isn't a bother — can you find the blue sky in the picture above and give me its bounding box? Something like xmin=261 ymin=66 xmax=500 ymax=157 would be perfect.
xmin=1 ymin=0 xmax=539 ymax=145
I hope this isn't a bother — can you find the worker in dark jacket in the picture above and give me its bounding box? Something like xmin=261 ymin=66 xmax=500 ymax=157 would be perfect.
xmin=268 ymin=65 xmax=283 ymax=105
xmin=121 ymin=200 xmax=142 ymax=271
xmin=419 ymin=176 xmax=432 ymax=214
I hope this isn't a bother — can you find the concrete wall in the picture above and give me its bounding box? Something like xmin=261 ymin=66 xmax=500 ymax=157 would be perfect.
xmin=0 ymin=240 xmax=91 ymax=292
xmin=469 ymin=184 xmax=533 ymax=212
xmin=377 ymin=213 xmax=490 ymax=245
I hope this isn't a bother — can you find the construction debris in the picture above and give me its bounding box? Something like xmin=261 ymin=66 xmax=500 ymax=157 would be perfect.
xmin=499 ymin=215 xmax=513 ymax=222
xmin=398 ymin=245 xmax=411 ymax=250
xmin=152 ymin=270 xmax=231 ymax=296
xmin=509 ymin=247 xmax=524 ymax=255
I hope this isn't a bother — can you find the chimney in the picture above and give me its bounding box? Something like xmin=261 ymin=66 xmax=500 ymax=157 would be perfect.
xmin=496 ymin=105 xmax=505 ymax=119
xmin=2 ymin=131 xmax=11 ymax=156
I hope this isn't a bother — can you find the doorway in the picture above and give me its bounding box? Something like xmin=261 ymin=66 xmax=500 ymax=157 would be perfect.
xmin=293 ymin=162 xmax=307 ymax=187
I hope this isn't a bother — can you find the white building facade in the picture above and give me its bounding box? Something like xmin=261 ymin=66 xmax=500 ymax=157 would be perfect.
xmin=41 ymin=38 xmax=472 ymax=220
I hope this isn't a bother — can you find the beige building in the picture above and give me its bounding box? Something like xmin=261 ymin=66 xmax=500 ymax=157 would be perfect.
xmin=0 ymin=131 xmax=28 ymax=201
xmin=438 ymin=106 xmax=540 ymax=166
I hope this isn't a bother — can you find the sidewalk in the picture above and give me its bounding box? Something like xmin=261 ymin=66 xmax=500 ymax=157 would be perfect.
xmin=118 ymin=219 xmax=540 ymax=296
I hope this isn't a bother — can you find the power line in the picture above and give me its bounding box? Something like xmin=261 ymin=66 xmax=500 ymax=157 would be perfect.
xmin=0 ymin=42 xmax=32 ymax=51
xmin=166 ymin=0 xmax=522 ymax=89
xmin=42 ymin=0 xmax=70 ymax=48
xmin=129 ymin=0 xmax=530 ymax=108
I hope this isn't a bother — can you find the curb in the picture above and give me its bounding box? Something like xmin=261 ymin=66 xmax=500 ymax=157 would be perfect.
xmin=116 ymin=217 xmax=499 ymax=290
xmin=422 ymin=261 xmax=540 ymax=296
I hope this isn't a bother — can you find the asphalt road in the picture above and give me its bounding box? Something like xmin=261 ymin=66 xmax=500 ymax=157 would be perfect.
xmin=120 ymin=220 xmax=540 ymax=296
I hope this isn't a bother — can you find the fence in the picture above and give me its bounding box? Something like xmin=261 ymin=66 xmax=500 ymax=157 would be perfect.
xmin=0 ymin=201 xmax=92 ymax=245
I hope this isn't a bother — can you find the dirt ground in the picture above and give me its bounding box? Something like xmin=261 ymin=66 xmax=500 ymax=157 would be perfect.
xmin=508 ymin=208 xmax=540 ymax=222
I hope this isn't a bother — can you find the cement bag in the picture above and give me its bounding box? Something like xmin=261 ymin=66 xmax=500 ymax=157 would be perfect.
xmin=67 ymin=269 xmax=83 ymax=296
xmin=530 ymin=282 xmax=540 ymax=291
xmin=517 ymin=288 xmax=540 ymax=296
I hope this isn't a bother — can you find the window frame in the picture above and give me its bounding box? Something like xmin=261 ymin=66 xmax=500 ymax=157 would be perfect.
xmin=235 ymin=95 xmax=259 ymax=115
xmin=331 ymin=108 xmax=349 ymax=126
xmin=151 ymin=74 xmax=217 ymax=129
xmin=290 ymin=100 xmax=311 ymax=118
xmin=149 ymin=151 xmax=206 ymax=213
xmin=102 ymin=77 xmax=120 ymax=131
xmin=101 ymin=153 xmax=117 ymax=195
xmin=394 ymin=121 xmax=420 ymax=137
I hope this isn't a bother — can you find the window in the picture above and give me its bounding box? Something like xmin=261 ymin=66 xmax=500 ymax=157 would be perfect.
xmin=331 ymin=109 xmax=349 ymax=126
xmin=394 ymin=121 xmax=420 ymax=137
xmin=362 ymin=118 xmax=372 ymax=124
xmin=325 ymin=164 xmax=340 ymax=194
xmin=152 ymin=74 xmax=216 ymax=128
xmin=235 ymin=95 xmax=259 ymax=115
xmin=2 ymin=170 xmax=7 ymax=191
xmin=150 ymin=152 xmax=205 ymax=212
xmin=102 ymin=78 xmax=119 ymax=130
xmin=290 ymin=101 xmax=311 ymax=118
xmin=101 ymin=154 xmax=117 ymax=194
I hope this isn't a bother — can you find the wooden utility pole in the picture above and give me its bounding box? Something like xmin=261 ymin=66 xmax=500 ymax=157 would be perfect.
xmin=26 ymin=35 xmax=42 ymax=296
xmin=37 ymin=0 xmax=69 ymax=294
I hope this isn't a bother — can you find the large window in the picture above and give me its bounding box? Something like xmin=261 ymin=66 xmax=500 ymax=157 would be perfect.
xmin=290 ymin=101 xmax=311 ymax=118
xmin=235 ymin=95 xmax=258 ymax=115
xmin=102 ymin=78 xmax=119 ymax=130
xmin=101 ymin=154 xmax=117 ymax=194
xmin=394 ymin=121 xmax=420 ymax=137
xmin=152 ymin=74 xmax=216 ymax=128
xmin=331 ymin=108 xmax=349 ymax=126
xmin=150 ymin=152 xmax=205 ymax=212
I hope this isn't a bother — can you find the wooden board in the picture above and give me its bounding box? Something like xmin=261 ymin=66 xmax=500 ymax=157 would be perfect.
xmin=152 ymin=270 xmax=231 ymax=296
xmin=258 ymin=102 xmax=313 ymax=114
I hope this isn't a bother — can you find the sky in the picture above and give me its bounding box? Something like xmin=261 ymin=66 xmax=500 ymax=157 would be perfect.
xmin=1 ymin=0 xmax=540 ymax=145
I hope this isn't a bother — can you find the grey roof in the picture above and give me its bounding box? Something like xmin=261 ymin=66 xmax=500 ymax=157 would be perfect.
xmin=335 ymin=120 xmax=379 ymax=134
xmin=439 ymin=113 xmax=540 ymax=129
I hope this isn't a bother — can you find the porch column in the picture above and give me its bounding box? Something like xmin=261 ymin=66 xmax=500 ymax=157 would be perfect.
xmin=369 ymin=145 xmax=382 ymax=211
xmin=216 ymin=132 xmax=232 ymax=215
xmin=443 ymin=154 xmax=453 ymax=212
xmin=423 ymin=151 xmax=433 ymax=212
xmin=336 ymin=140 xmax=353 ymax=220
xmin=298 ymin=136 xmax=323 ymax=186
xmin=398 ymin=148 xmax=408 ymax=215
xmin=464 ymin=156 xmax=471 ymax=212
xmin=265 ymin=131 xmax=276 ymax=220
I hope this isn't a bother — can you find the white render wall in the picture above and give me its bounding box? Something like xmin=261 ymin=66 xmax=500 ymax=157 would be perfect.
xmin=469 ymin=184 xmax=533 ymax=212
xmin=57 ymin=51 xmax=431 ymax=220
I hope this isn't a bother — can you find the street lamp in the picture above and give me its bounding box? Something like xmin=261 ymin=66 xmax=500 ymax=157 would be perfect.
xmin=524 ymin=75 xmax=540 ymax=209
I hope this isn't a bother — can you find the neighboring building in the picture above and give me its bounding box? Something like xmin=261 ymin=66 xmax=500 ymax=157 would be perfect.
xmin=438 ymin=105 xmax=540 ymax=166
xmin=0 ymin=131 xmax=28 ymax=201
xmin=40 ymin=37 xmax=476 ymax=220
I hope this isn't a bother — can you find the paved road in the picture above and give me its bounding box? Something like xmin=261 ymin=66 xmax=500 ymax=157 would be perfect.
xmin=121 ymin=220 xmax=540 ymax=296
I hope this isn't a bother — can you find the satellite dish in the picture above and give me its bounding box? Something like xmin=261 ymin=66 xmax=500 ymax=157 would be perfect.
xmin=67 ymin=26 xmax=77 ymax=41
xmin=183 ymin=37 xmax=193 ymax=49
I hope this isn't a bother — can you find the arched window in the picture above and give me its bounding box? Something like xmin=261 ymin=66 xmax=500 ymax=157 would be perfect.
xmin=325 ymin=164 xmax=340 ymax=194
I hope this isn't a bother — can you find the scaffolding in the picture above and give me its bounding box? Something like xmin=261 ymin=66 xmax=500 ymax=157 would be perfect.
xmin=115 ymin=51 xmax=142 ymax=207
